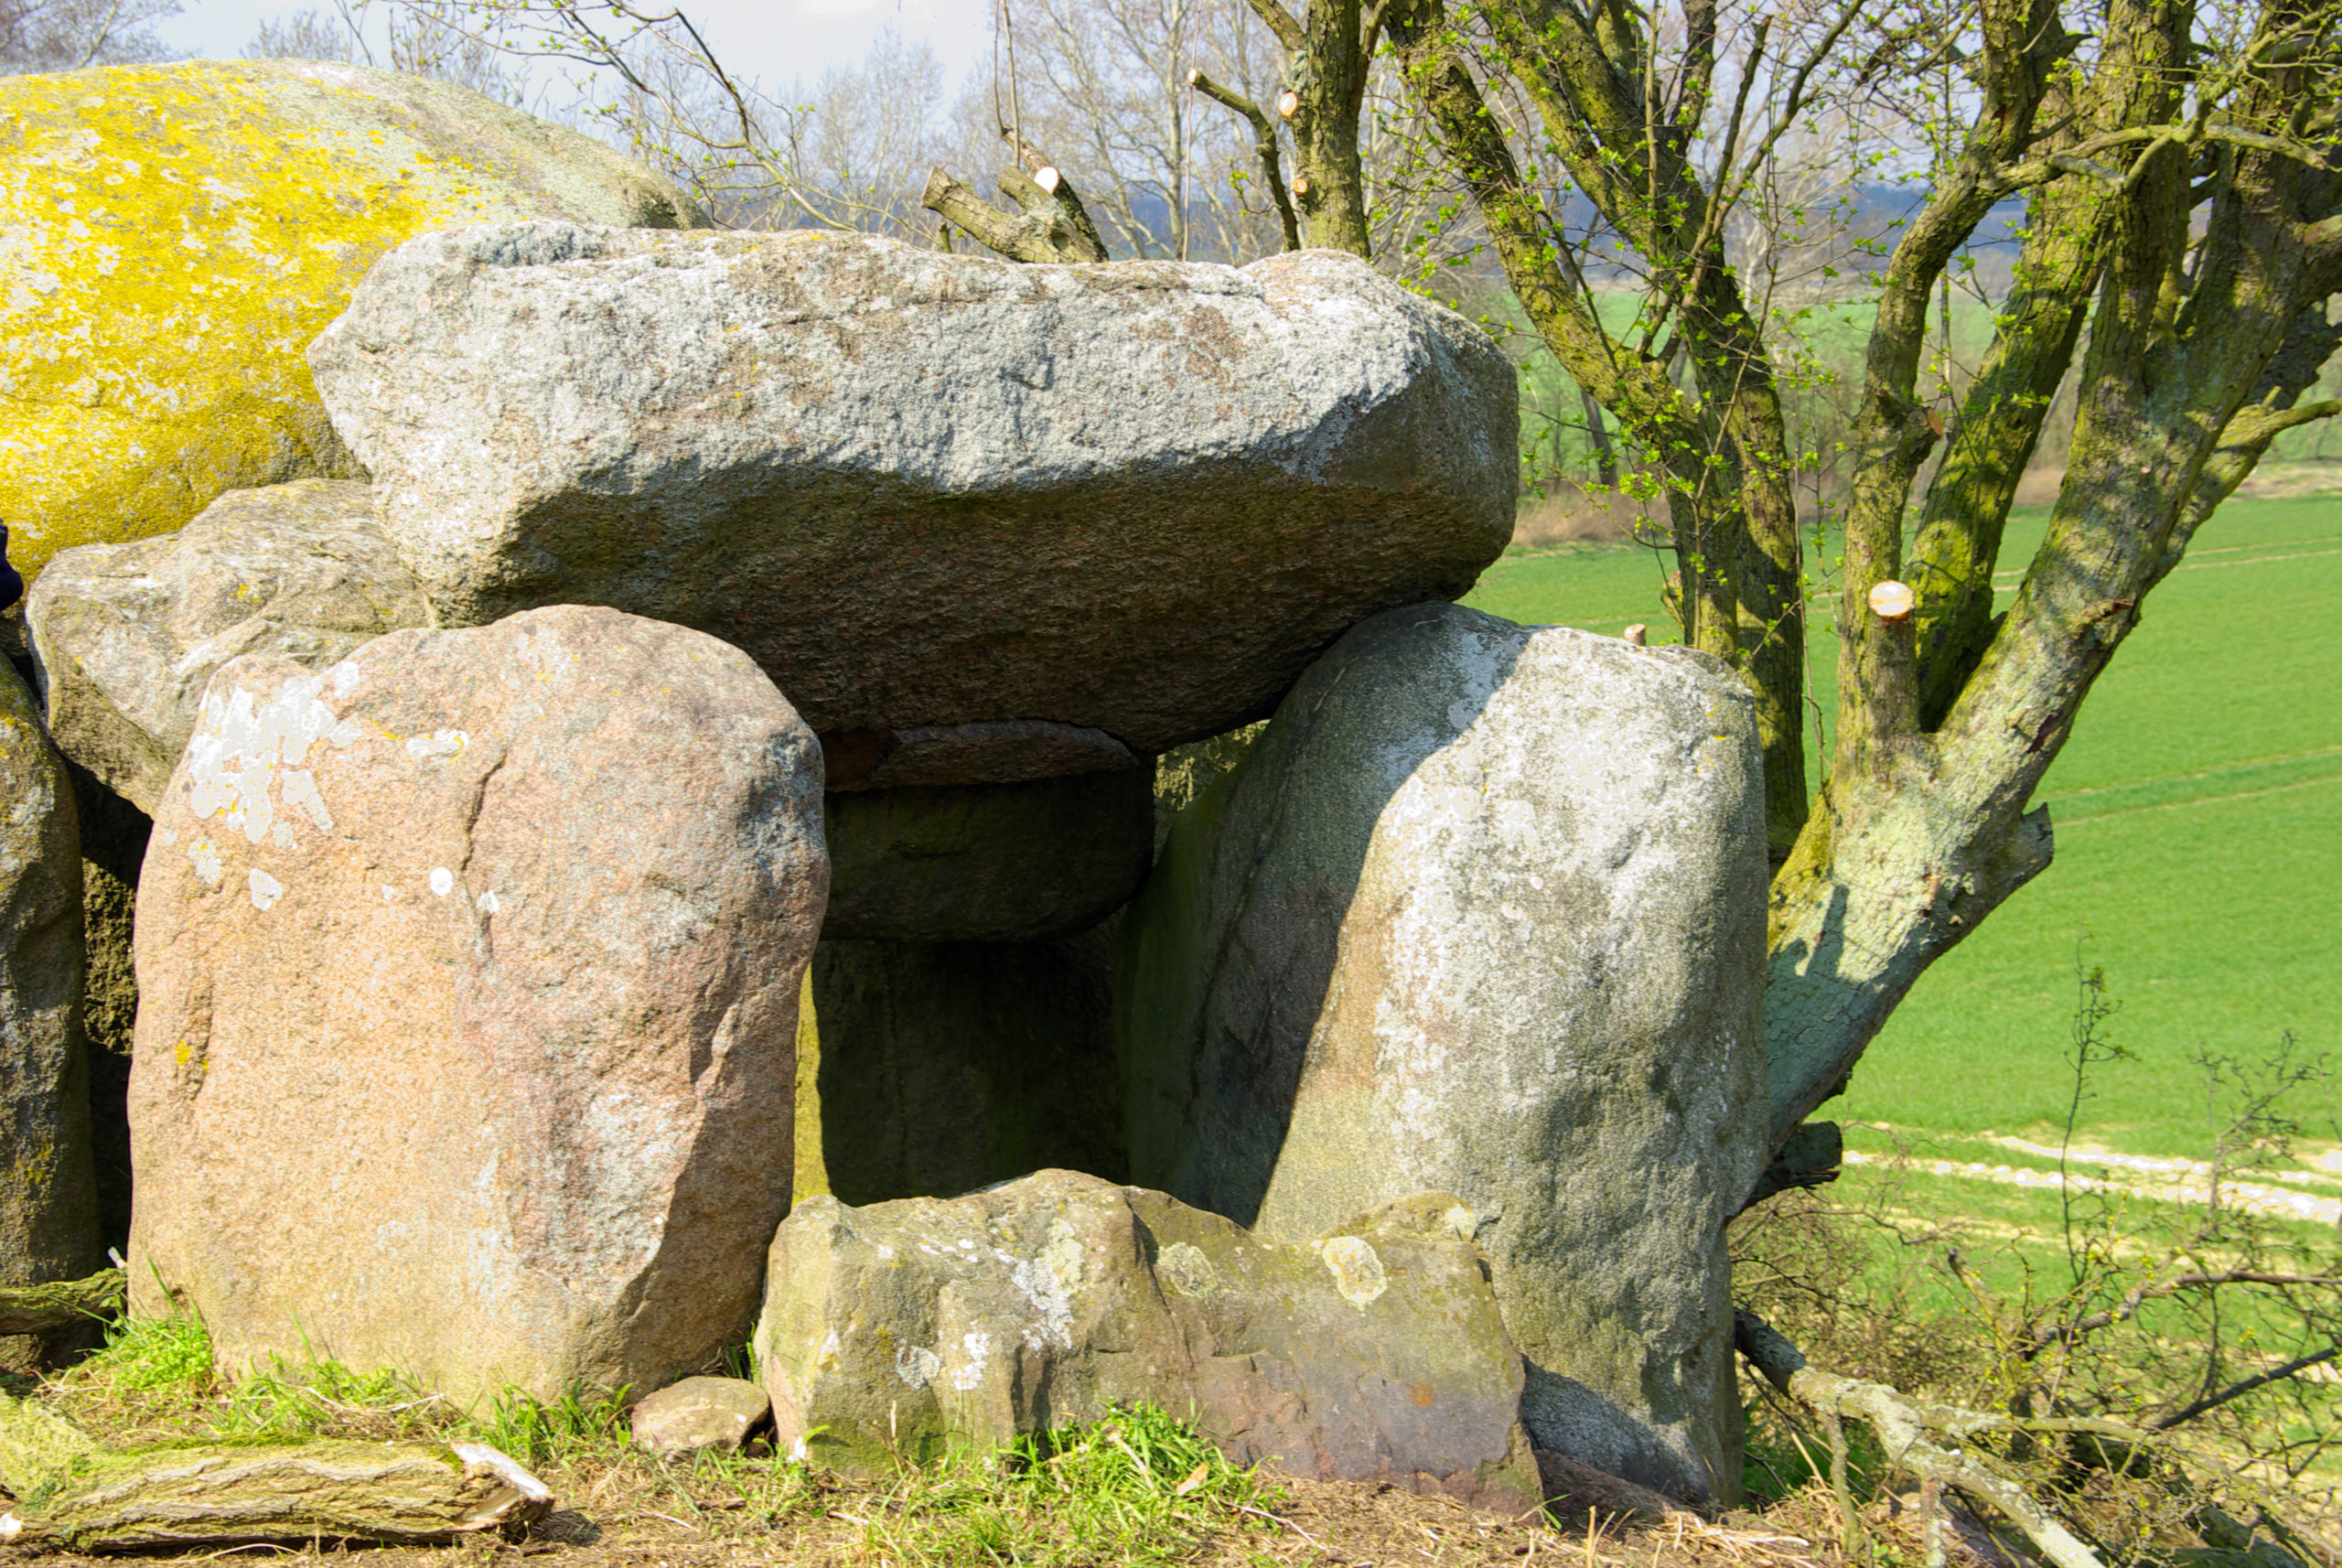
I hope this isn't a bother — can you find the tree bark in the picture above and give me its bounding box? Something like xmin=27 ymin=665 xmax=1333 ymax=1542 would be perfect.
xmin=0 ymin=1396 xmax=554 ymax=1551
xmin=1246 ymin=0 xmax=1376 ymax=255
xmin=1578 ymin=386 xmax=1620 ymax=488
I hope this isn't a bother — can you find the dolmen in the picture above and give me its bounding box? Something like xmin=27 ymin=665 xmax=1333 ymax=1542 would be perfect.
xmin=11 ymin=204 xmax=1767 ymax=1507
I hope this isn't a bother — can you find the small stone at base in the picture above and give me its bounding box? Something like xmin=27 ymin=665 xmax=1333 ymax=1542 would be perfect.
xmin=630 ymin=1377 xmax=772 ymax=1458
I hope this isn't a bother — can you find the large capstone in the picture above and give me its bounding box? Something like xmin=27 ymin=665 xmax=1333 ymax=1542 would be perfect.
xmin=753 ymin=1170 xmax=1539 ymax=1513
xmin=128 ymin=606 xmax=826 ymax=1401
xmin=0 ymin=62 xmax=699 ymax=586
xmin=27 ymin=480 xmax=429 ymax=814
xmin=308 ymin=226 xmax=1516 ymax=766
xmin=1117 ymin=603 xmax=1768 ymax=1505
xmin=0 ymin=661 xmax=103 ymax=1307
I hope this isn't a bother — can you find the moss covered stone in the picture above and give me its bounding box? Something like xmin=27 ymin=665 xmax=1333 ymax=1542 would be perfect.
xmin=0 ymin=660 xmax=102 ymax=1311
xmin=0 ymin=60 xmax=698 ymax=585
xmin=754 ymin=1171 xmax=1539 ymax=1513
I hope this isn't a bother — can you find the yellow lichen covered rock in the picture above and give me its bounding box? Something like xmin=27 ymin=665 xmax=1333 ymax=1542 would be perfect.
xmin=0 ymin=60 xmax=701 ymax=585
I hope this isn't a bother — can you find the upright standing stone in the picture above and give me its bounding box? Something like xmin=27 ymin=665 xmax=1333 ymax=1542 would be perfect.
xmin=70 ymin=768 xmax=146 ymax=1252
xmin=129 ymin=607 xmax=826 ymax=1401
xmin=0 ymin=661 xmax=103 ymax=1305
xmin=309 ymin=227 xmax=1516 ymax=764
xmin=1118 ymin=603 xmax=1768 ymax=1504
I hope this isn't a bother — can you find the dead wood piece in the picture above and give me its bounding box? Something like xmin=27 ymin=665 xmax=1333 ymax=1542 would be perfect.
xmin=1000 ymin=130 xmax=1109 ymax=261
xmin=997 ymin=164 xmax=1055 ymax=217
xmin=0 ymin=1396 xmax=553 ymax=1551
xmin=921 ymin=167 xmax=1093 ymax=264
xmin=0 ymin=1268 xmax=125 ymax=1337
xmin=1532 ymin=1448 xmax=1702 ymax=1522
xmin=1880 ymin=1487 xmax=2020 ymax=1568
xmin=1735 ymin=1308 xmax=2108 ymax=1568
xmin=0 ymin=1393 xmax=103 ymax=1496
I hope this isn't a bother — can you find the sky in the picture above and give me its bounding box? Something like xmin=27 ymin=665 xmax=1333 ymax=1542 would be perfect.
xmin=151 ymin=0 xmax=989 ymax=96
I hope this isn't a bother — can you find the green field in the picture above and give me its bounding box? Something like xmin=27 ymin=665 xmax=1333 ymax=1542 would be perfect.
xmin=1460 ymin=494 xmax=2342 ymax=1160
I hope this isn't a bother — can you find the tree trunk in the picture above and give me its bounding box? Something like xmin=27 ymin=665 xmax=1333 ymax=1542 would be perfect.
xmin=1245 ymin=0 xmax=1375 ymax=256
xmin=1579 ymin=386 xmax=1620 ymax=488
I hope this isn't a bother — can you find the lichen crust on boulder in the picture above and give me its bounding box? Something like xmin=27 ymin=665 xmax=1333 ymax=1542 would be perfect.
xmin=0 ymin=60 xmax=699 ymax=585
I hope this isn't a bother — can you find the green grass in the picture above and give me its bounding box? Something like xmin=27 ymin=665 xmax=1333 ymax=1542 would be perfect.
xmin=1461 ymin=492 xmax=2342 ymax=1156
xmin=28 ymin=1314 xmax=1289 ymax=1567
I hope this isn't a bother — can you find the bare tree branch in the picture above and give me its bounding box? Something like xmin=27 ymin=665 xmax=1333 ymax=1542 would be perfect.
xmin=1189 ymin=66 xmax=1302 ymax=249
xmin=2154 ymin=1345 xmax=2342 ymax=1432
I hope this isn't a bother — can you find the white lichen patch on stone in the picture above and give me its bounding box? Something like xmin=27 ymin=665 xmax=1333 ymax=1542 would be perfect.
xmin=950 ymin=1331 xmax=990 ymax=1391
xmin=279 ymin=767 xmax=332 ymax=830
xmin=187 ymin=839 xmax=223 ymax=886
xmin=1009 ymin=1220 xmax=1083 ymax=1351
xmin=1318 ymin=1236 xmax=1388 ymax=1307
xmin=181 ymin=671 xmax=360 ymax=850
xmin=895 ymin=1345 xmax=940 ymax=1390
xmin=430 ymin=866 xmax=454 ymax=897
xmin=248 ymin=868 xmax=283 ymax=910
xmin=405 ymin=728 xmax=468 ymax=761
xmin=477 ymin=889 xmax=500 ymax=915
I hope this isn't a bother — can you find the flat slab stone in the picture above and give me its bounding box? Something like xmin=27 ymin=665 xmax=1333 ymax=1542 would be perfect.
xmin=822 ymin=721 xmax=1138 ymax=792
xmin=632 ymin=1377 xmax=771 ymax=1458
xmin=309 ymin=227 xmax=1517 ymax=759
xmin=27 ymin=480 xmax=428 ymax=813
xmin=752 ymin=1170 xmax=1540 ymax=1514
